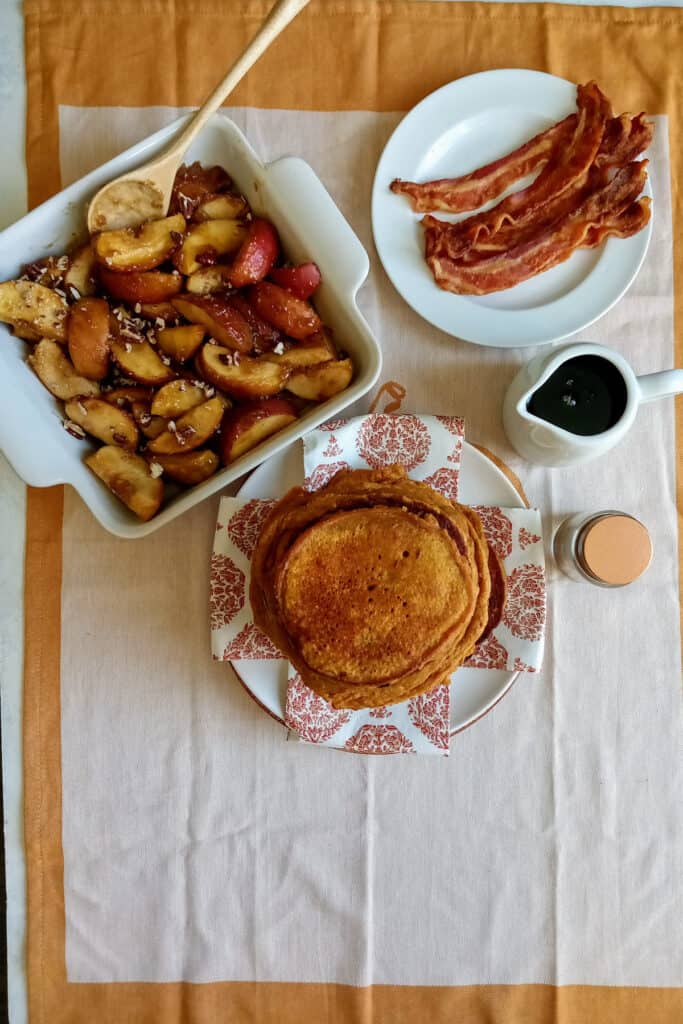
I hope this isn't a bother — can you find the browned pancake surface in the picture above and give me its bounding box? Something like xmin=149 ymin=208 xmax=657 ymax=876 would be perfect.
xmin=277 ymin=507 xmax=477 ymax=684
xmin=250 ymin=465 xmax=505 ymax=709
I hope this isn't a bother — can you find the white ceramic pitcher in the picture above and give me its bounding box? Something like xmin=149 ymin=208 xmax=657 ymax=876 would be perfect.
xmin=503 ymin=342 xmax=683 ymax=467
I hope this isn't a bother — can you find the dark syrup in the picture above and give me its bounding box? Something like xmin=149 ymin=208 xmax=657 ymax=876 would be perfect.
xmin=527 ymin=355 xmax=628 ymax=436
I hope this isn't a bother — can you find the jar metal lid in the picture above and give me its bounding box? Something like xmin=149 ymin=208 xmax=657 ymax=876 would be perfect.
xmin=578 ymin=514 xmax=652 ymax=585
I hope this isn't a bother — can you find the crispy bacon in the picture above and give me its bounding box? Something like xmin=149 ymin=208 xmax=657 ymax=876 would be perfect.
xmin=426 ymin=163 xmax=649 ymax=295
xmin=422 ymin=82 xmax=612 ymax=259
xmin=389 ymin=114 xmax=577 ymax=214
xmin=595 ymin=112 xmax=653 ymax=169
xmin=395 ymin=110 xmax=651 ymax=224
xmin=455 ymin=165 xmax=611 ymax=258
xmin=450 ymin=114 xmax=653 ymax=260
xmin=397 ymin=83 xmax=652 ymax=296
xmin=582 ymin=197 xmax=650 ymax=246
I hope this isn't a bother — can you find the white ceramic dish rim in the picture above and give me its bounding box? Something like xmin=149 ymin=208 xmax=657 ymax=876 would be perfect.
xmin=230 ymin=440 xmax=527 ymax=738
xmin=0 ymin=113 xmax=382 ymax=537
xmin=371 ymin=68 xmax=653 ymax=349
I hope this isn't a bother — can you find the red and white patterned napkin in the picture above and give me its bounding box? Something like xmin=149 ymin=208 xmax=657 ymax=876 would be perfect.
xmin=211 ymin=415 xmax=546 ymax=755
xmin=302 ymin=413 xmax=464 ymax=497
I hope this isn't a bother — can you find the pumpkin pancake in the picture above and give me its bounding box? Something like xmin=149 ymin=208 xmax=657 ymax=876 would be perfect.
xmin=275 ymin=506 xmax=478 ymax=685
xmin=250 ymin=464 xmax=504 ymax=709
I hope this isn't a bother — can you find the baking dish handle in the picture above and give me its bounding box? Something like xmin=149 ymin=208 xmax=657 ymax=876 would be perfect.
xmin=264 ymin=156 xmax=370 ymax=299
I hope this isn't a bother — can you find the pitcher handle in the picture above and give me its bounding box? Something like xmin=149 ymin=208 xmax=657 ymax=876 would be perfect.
xmin=637 ymin=369 xmax=683 ymax=403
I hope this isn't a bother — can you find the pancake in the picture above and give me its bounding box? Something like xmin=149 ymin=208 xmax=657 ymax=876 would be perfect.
xmin=276 ymin=506 xmax=478 ymax=684
xmin=250 ymin=464 xmax=505 ymax=709
xmin=476 ymin=548 xmax=507 ymax=645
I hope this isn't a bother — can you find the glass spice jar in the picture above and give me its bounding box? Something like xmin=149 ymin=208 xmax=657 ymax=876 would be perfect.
xmin=552 ymin=511 xmax=652 ymax=587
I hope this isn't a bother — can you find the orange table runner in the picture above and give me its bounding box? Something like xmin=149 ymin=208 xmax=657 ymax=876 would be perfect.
xmin=22 ymin=2 xmax=683 ymax=1022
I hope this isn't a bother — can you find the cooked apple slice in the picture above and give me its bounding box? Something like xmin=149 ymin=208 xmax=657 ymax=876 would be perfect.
xmin=99 ymin=268 xmax=183 ymax=304
xmin=262 ymin=330 xmax=336 ymax=369
xmin=227 ymin=294 xmax=283 ymax=353
xmin=286 ymin=357 xmax=353 ymax=401
xmin=151 ymin=379 xmax=207 ymax=417
xmin=248 ymin=281 xmax=321 ymax=339
xmin=28 ymin=339 xmax=101 ymax=400
xmin=147 ymin=395 xmax=227 ymax=455
xmin=131 ymin=401 xmax=169 ymax=439
xmin=21 ymin=255 xmax=69 ymax=289
xmin=172 ymin=295 xmax=252 ymax=352
xmin=64 ymin=243 xmax=97 ymax=297
xmin=197 ymin=344 xmax=290 ymax=399
xmin=220 ymin=398 xmax=298 ymax=464
xmin=85 ymin=445 xmax=163 ymax=521
xmin=138 ymin=302 xmax=182 ymax=324
xmin=64 ymin=397 xmax=138 ymax=449
xmin=170 ymin=162 xmax=233 ymax=218
xmin=156 ymin=324 xmax=205 ymax=363
xmin=110 ymin=338 xmax=176 ymax=385
xmin=173 ymin=219 xmax=247 ymax=275
xmin=226 ymin=218 xmax=279 ymax=287
xmin=269 ymin=261 xmax=321 ymax=300
xmin=94 ymin=214 xmax=186 ymax=273
xmin=12 ymin=323 xmax=43 ymax=342
xmin=67 ymin=297 xmax=111 ymax=380
xmin=194 ymin=193 xmax=249 ymax=221
xmin=145 ymin=449 xmax=219 ymax=485
xmin=0 ymin=280 xmax=68 ymax=341
xmin=185 ymin=265 xmax=234 ymax=296
xmin=104 ymin=385 xmax=152 ymax=408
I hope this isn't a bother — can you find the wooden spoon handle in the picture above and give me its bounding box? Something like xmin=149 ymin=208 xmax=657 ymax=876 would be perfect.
xmin=164 ymin=0 xmax=311 ymax=164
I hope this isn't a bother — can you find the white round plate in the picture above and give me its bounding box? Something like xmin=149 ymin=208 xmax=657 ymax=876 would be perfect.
xmin=232 ymin=442 xmax=527 ymax=735
xmin=372 ymin=69 xmax=652 ymax=348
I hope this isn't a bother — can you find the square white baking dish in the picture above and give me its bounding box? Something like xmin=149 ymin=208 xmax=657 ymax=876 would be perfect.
xmin=0 ymin=114 xmax=382 ymax=537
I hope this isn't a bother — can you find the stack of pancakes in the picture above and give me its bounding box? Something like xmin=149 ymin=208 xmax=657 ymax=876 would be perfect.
xmin=250 ymin=465 xmax=506 ymax=710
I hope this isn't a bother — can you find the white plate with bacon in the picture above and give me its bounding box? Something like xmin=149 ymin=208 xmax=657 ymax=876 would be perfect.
xmin=372 ymin=69 xmax=653 ymax=347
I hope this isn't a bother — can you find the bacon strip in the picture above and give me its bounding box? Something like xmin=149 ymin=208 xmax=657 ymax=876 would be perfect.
xmin=427 ymin=112 xmax=653 ymax=261
xmin=422 ymin=82 xmax=612 ymax=260
xmin=595 ymin=113 xmax=653 ymax=169
xmin=457 ymin=166 xmax=611 ymax=258
xmin=389 ymin=114 xmax=577 ymax=214
xmin=426 ymin=162 xmax=649 ymax=295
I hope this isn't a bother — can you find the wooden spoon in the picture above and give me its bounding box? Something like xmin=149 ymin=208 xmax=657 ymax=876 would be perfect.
xmin=87 ymin=0 xmax=311 ymax=234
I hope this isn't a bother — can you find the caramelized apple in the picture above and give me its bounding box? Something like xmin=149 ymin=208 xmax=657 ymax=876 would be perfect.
xmin=64 ymin=243 xmax=97 ymax=297
xmin=28 ymin=339 xmax=101 ymax=400
xmin=174 ymin=219 xmax=247 ymax=275
xmin=0 ymin=280 xmax=68 ymax=341
xmin=110 ymin=338 xmax=176 ymax=385
xmin=64 ymin=396 xmax=138 ymax=449
xmin=262 ymin=330 xmax=335 ymax=368
xmin=94 ymin=214 xmax=186 ymax=272
xmin=185 ymin=265 xmax=234 ymax=296
xmin=194 ymin=194 xmax=249 ymax=221
xmin=146 ymin=395 xmax=227 ymax=455
xmin=145 ymin=449 xmax=219 ymax=485
xmin=104 ymin=385 xmax=153 ymax=408
xmin=228 ymin=294 xmax=283 ymax=353
xmin=172 ymin=295 xmax=252 ymax=352
xmin=220 ymin=398 xmax=298 ymax=463
xmin=286 ymin=357 xmax=353 ymax=401
xmin=67 ymin=297 xmax=111 ymax=380
xmin=85 ymin=445 xmax=163 ymax=521
xmin=151 ymin=379 xmax=207 ymax=418
xmin=156 ymin=324 xmax=205 ymax=363
xmin=227 ymin=219 xmax=279 ymax=288
xmin=269 ymin=262 xmax=321 ymax=299
xmin=138 ymin=302 xmax=182 ymax=324
xmin=248 ymin=281 xmax=321 ymax=339
xmin=98 ymin=268 xmax=182 ymax=304
xmin=197 ymin=344 xmax=290 ymax=399
xmin=170 ymin=162 xmax=233 ymax=218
